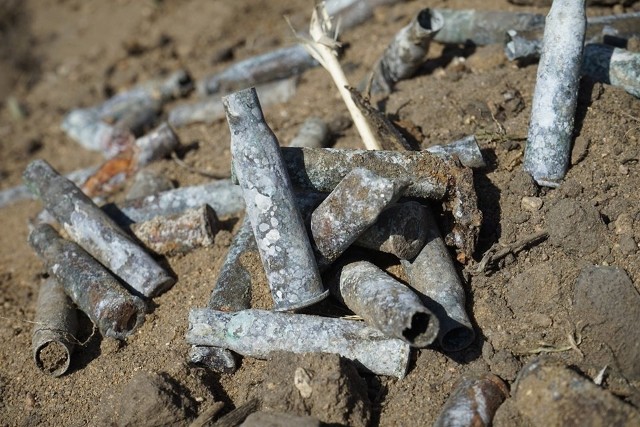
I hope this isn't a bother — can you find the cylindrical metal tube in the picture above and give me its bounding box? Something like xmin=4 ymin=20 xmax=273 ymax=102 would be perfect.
xmin=370 ymin=8 xmax=444 ymax=94
xmin=524 ymin=0 xmax=586 ymax=187
xmin=97 ymin=70 xmax=193 ymax=135
xmin=310 ymin=168 xmax=407 ymax=269
xmin=125 ymin=170 xmax=175 ymax=201
xmin=506 ymin=13 xmax=640 ymax=62
xmin=582 ymin=44 xmax=640 ymax=98
xmin=104 ymin=180 xmax=245 ymax=225
xmin=170 ymin=78 xmax=297 ymax=128
xmin=197 ymin=46 xmax=316 ymax=96
xmin=80 ymin=122 xmax=180 ymax=198
xmin=190 ymin=217 xmax=256 ymax=373
xmin=224 ymin=88 xmax=327 ymax=311
xmin=326 ymin=0 xmax=404 ymax=30
xmin=353 ymin=201 xmax=429 ymax=260
xmin=23 ymin=160 xmax=175 ymax=298
xmin=61 ymin=109 xmax=134 ymax=158
xmin=0 ymin=165 xmax=98 ymax=209
xmin=433 ymin=373 xmax=509 ymax=427
xmin=129 ymin=205 xmax=219 ymax=256
xmin=133 ymin=122 xmax=180 ymax=167
xmin=505 ymin=30 xmax=544 ymax=63
xmin=288 ymin=117 xmax=331 ymax=149
xmin=401 ymin=209 xmax=475 ymax=352
xmin=208 ymin=217 xmax=255 ymax=312
xmin=281 ymin=147 xmax=448 ymax=199
xmin=188 ymin=346 xmax=238 ymax=375
xmin=425 ymin=135 xmax=486 ymax=169
xmin=29 ymin=224 xmax=146 ymax=339
xmin=32 ymin=278 xmax=78 ymax=377
xmin=195 ymin=0 xmax=403 ymax=96
xmin=336 ymin=261 xmax=439 ymax=347
xmin=433 ymin=9 xmax=545 ymax=46
xmin=187 ymin=308 xmax=411 ymax=378
xmin=278 ymin=146 xmax=481 ymax=259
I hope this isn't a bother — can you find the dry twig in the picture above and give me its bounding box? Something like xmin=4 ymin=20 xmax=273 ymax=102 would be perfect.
xmin=467 ymin=230 xmax=548 ymax=276
xmin=290 ymin=2 xmax=382 ymax=150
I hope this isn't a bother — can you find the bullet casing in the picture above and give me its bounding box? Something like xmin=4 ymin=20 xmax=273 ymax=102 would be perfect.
xmin=224 ymin=88 xmax=327 ymax=311
xmin=170 ymin=78 xmax=297 ymax=128
xmin=288 ymin=116 xmax=331 ymax=149
xmin=130 ymin=205 xmax=220 ymax=256
xmin=433 ymin=9 xmax=545 ymax=45
xmin=133 ymin=122 xmax=180 ymax=167
xmin=425 ymin=135 xmax=486 ymax=169
xmin=310 ymin=168 xmax=407 ymax=269
xmin=282 ymin=147 xmax=447 ymax=198
xmin=353 ymin=201 xmax=429 ymax=260
xmin=24 ymin=160 xmax=175 ymax=298
xmin=582 ymin=44 xmax=640 ymax=98
xmin=197 ymin=46 xmax=316 ymax=96
xmin=336 ymin=261 xmax=439 ymax=347
xmin=96 ymin=69 xmax=193 ymax=134
xmin=187 ymin=308 xmax=411 ymax=378
xmin=401 ymin=209 xmax=475 ymax=352
xmin=189 ymin=218 xmax=255 ymax=373
xmin=370 ymin=8 xmax=444 ymax=94
xmin=104 ymin=180 xmax=245 ymax=225
xmin=29 ymin=224 xmax=146 ymax=339
xmin=61 ymin=109 xmax=134 ymax=158
xmin=208 ymin=218 xmax=254 ymax=312
xmin=524 ymin=0 xmax=586 ymax=187
xmin=433 ymin=373 xmax=509 ymax=427
xmin=32 ymin=278 xmax=78 ymax=377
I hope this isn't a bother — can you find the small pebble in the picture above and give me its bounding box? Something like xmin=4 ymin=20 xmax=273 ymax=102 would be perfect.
xmin=618 ymin=164 xmax=629 ymax=175
xmin=513 ymin=212 xmax=530 ymax=224
xmin=614 ymin=213 xmax=634 ymax=235
xmin=619 ymin=234 xmax=638 ymax=255
xmin=521 ymin=196 xmax=543 ymax=212
xmin=528 ymin=312 xmax=553 ymax=328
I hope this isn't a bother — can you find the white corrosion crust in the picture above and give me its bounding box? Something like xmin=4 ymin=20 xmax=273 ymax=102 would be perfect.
xmin=524 ymin=0 xmax=586 ymax=187
xmin=187 ymin=308 xmax=410 ymax=378
xmin=224 ymin=88 xmax=327 ymax=311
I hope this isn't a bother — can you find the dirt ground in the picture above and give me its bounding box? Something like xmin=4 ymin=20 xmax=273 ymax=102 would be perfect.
xmin=1 ymin=0 xmax=640 ymax=425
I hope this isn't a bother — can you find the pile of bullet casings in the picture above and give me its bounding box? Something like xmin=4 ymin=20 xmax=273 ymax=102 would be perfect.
xmin=18 ymin=0 xmax=640 ymax=424
xmin=185 ymin=86 xmax=486 ymax=379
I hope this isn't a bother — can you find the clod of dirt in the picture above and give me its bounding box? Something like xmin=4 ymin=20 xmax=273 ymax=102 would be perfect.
xmin=492 ymin=398 xmax=530 ymax=427
xmin=487 ymin=349 xmax=522 ymax=382
xmin=557 ymin=179 xmax=583 ymax=199
xmin=546 ymin=199 xmax=607 ymax=257
xmin=506 ymin=263 xmax=563 ymax=316
xmin=96 ymin=372 xmax=197 ymax=426
xmin=507 ymin=170 xmax=538 ymax=197
xmin=255 ymin=352 xmax=371 ymax=427
xmin=572 ymin=265 xmax=640 ymax=381
xmin=241 ymin=411 xmax=321 ymax=427
xmin=513 ymin=359 xmax=640 ymax=426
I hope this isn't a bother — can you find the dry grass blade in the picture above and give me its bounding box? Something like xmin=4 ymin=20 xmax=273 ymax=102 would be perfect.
xmin=290 ymin=2 xmax=382 ymax=150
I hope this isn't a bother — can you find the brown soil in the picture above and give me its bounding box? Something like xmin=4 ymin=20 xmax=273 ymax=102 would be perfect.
xmin=1 ymin=0 xmax=640 ymax=425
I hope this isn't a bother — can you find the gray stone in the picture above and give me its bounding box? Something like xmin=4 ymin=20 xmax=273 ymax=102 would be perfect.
xmin=241 ymin=411 xmax=321 ymax=427
xmin=572 ymin=265 xmax=640 ymax=381
xmin=547 ymin=199 xmax=607 ymax=257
